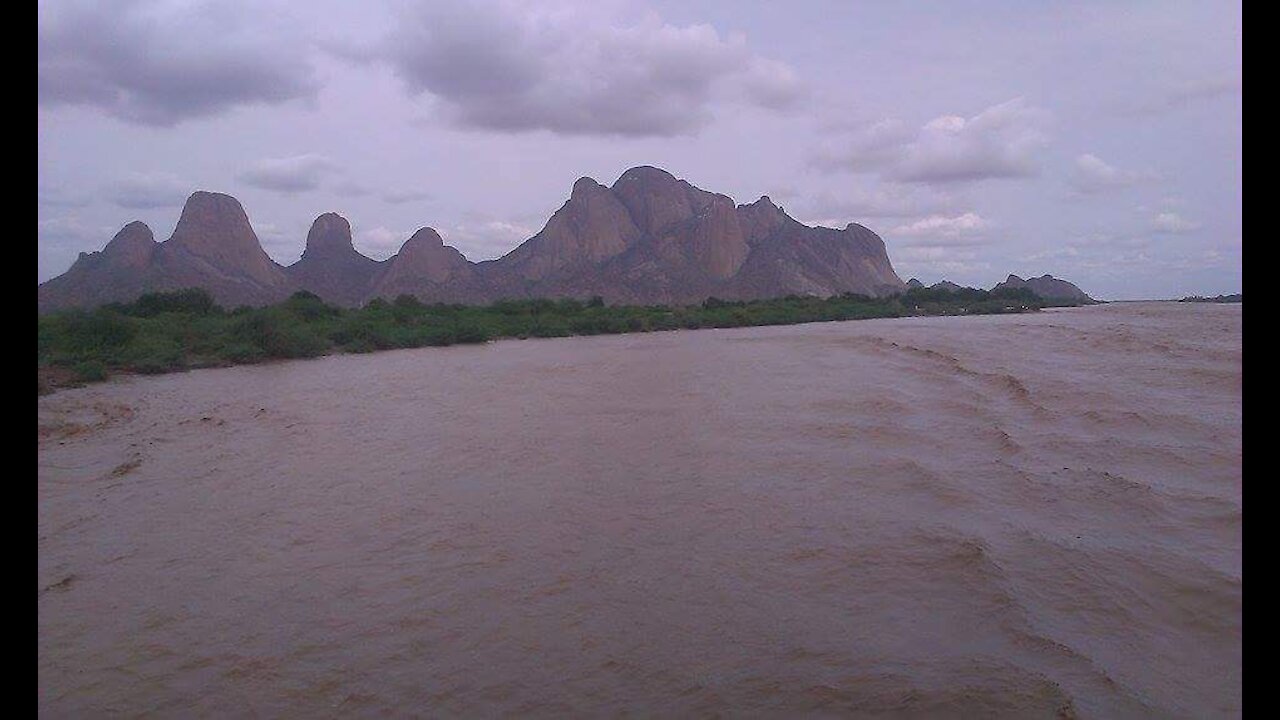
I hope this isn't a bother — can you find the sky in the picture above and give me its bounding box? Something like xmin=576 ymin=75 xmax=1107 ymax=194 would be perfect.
xmin=38 ymin=0 xmax=1242 ymax=299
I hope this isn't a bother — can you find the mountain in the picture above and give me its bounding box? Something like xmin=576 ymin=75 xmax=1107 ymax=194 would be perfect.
xmin=38 ymin=166 xmax=906 ymax=312
xmin=905 ymin=278 xmax=925 ymax=290
xmin=370 ymin=227 xmax=506 ymax=303
xmin=930 ymin=280 xmax=965 ymax=292
xmin=38 ymin=192 xmax=295 ymax=313
xmin=994 ymin=274 xmax=1094 ymax=303
xmin=285 ymin=213 xmax=383 ymax=307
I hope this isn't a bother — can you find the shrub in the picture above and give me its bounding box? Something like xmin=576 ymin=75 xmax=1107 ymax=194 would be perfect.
xmin=72 ymin=360 xmax=108 ymax=383
xmin=123 ymin=335 xmax=186 ymax=374
xmin=126 ymin=288 xmax=220 ymax=317
xmin=55 ymin=310 xmax=136 ymax=356
xmin=232 ymin=312 xmax=328 ymax=359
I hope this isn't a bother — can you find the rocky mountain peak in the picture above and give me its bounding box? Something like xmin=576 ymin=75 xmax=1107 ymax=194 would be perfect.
xmin=737 ymin=195 xmax=789 ymax=243
xmin=165 ymin=191 xmax=284 ymax=286
xmin=571 ymin=176 xmax=607 ymax=200
xmin=404 ymin=227 xmax=445 ymax=249
xmin=377 ymin=227 xmax=471 ymax=287
xmin=302 ymin=213 xmax=355 ymax=258
xmin=101 ymin=221 xmax=157 ymax=268
xmin=611 ymin=165 xmax=711 ymax=234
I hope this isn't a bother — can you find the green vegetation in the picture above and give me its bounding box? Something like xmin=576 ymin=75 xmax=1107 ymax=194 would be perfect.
xmin=37 ymin=286 xmax=1064 ymax=392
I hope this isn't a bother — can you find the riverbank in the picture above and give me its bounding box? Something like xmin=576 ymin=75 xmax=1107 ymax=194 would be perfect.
xmin=38 ymin=286 xmax=1072 ymax=394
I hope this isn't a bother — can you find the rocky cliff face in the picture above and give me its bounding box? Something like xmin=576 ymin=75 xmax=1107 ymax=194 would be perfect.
xmin=39 ymin=166 xmax=910 ymax=312
xmin=285 ymin=213 xmax=383 ymax=306
xmin=994 ymin=274 xmax=1094 ymax=302
xmin=370 ymin=227 xmax=499 ymax=303
xmin=39 ymin=192 xmax=295 ymax=312
xmin=502 ymin=177 xmax=641 ymax=282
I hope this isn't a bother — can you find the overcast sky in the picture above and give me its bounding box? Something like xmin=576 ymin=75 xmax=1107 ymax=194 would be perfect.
xmin=38 ymin=0 xmax=1242 ymax=299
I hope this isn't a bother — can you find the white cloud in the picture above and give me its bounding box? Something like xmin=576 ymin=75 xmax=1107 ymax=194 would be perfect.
xmin=356 ymin=226 xmax=410 ymax=259
xmin=1152 ymin=212 xmax=1200 ymax=234
xmin=814 ymin=99 xmax=1050 ymax=184
xmin=891 ymin=212 xmax=987 ymax=237
xmin=445 ymin=219 xmax=537 ymax=260
xmin=887 ymin=213 xmax=991 ymax=248
xmin=1068 ymin=154 xmax=1156 ymax=194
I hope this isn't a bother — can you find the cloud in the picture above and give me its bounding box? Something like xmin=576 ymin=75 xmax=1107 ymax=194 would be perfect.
xmin=38 ymin=184 xmax=91 ymax=208
xmin=106 ymin=171 xmax=189 ymax=209
xmin=802 ymin=182 xmax=955 ymax=221
xmin=891 ymin=212 xmax=988 ymax=238
xmin=885 ymin=213 xmax=993 ymax=249
xmin=445 ymin=219 xmax=537 ymax=260
xmin=355 ymin=226 xmax=410 ymax=259
xmin=376 ymin=1 xmax=804 ymax=137
xmin=238 ymin=154 xmax=339 ymax=193
xmin=1121 ymin=73 xmax=1243 ymax=117
xmin=1152 ymin=212 xmax=1200 ymax=234
xmin=332 ymin=180 xmax=371 ymax=198
xmin=1068 ymin=154 xmax=1156 ymax=194
xmin=38 ymin=0 xmax=317 ymax=126
xmin=382 ymin=189 xmax=434 ymax=205
xmin=39 ymin=215 xmax=114 ymax=248
xmin=892 ymin=245 xmax=992 ymax=279
xmin=814 ymin=99 xmax=1050 ymax=184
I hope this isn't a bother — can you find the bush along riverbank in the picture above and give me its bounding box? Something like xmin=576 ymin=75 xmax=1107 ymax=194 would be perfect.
xmin=38 ymin=286 xmax=1073 ymax=394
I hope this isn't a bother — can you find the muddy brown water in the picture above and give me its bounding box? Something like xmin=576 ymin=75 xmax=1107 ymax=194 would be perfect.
xmin=38 ymin=302 xmax=1242 ymax=718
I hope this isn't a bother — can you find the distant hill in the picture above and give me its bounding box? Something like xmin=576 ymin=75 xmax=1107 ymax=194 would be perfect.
xmin=992 ymin=274 xmax=1095 ymax=303
xmin=901 ymin=275 xmax=1096 ymax=304
xmin=1179 ymin=294 xmax=1242 ymax=303
xmin=38 ymin=166 xmax=906 ymax=312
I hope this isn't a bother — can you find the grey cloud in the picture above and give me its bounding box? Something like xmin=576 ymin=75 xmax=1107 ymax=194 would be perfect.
xmin=333 ymin=180 xmax=371 ymax=198
xmin=238 ymin=154 xmax=339 ymax=193
xmin=802 ymin=182 xmax=955 ymax=220
xmin=38 ymin=184 xmax=92 ymax=208
xmin=814 ymin=99 xmax=1050 ymax=184
xmin=1121 ymin=73 xmax=1242 ymax=117
xmin=39 ymin=215 xmax=113 ymax=248
xmin=382 ymin=189 xmax=434 ymax=205
xmin=378 ymin=1 xmax=804 ymax=137
xmin=38 ymin=0 xmax=317 ymax=126
xmin=106 ymin=172 xmax=189 ymax=209
xmin=38 ymin=214 xmax=118 ymax=280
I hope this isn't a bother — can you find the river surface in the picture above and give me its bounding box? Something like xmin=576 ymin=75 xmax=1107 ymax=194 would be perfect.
xmin=38 ymin=302 xmax=1242 ymax=718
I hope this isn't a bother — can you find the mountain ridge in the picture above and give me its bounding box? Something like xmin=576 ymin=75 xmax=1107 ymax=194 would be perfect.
xmin=37 ymin=166 xmax=1091 ymax=312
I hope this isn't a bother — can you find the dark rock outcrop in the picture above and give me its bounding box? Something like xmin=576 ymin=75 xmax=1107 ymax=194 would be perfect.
xmin=371 ymin=227 xmax=498 ymax=303
xmin=994 ymin=274 xmax=1094 ymax=303
xmin=39 ymin=192 xmax=295 ymax=312
xmin=39 ymin=166 xmax=908 ymax=312
xmin=285 ymin=213 xmax=383 ymax=306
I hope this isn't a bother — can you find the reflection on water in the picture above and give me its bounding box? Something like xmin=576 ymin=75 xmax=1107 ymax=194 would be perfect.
xmin=38 ymin=302 xmax=1242 ymax=718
